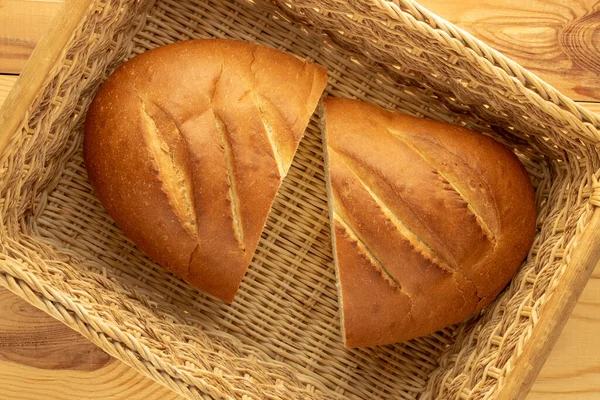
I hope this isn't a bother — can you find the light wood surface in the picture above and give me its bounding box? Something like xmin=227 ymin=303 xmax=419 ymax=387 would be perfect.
xmin=0 ymin=0 xmax=63 ymax=74
xmin=0 ymin=75 xmax=18 ymax=105
xmin=418 ymin=0 xmax=600 ymax=102
xmin=531 ymin=271 xmax=600 ymax=399
xmin=501 ymin=210 xmax=600 ymax=400
xmin=0 ymin=0 xmax=599 ymax=399
xmin=0 ymin=288 xmax=179 ymax=399
xmin=0 ymin=0 xmax=96 ymax=154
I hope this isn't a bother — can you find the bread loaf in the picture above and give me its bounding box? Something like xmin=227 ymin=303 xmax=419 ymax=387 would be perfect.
xmin=321 ymin=98 xmax=536 ymax=348
xmin=84 ymin=39 xmax=328 ymax=302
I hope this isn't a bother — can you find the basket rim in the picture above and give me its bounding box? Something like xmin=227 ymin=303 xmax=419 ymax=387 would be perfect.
xmin=2 ymin=208 xmax=599 ymax=400
xmin=0 ymin=0 xmax=96 ymax=157
xmin=1 ymin=0 xmax=600 ymax=398
xmin=390 ymin=0 xmax=600 ymax=129
xmin=497 ymin=207 xmax=600 ymax=400
xmin=0 ymin=272 xmax=204 ymax=399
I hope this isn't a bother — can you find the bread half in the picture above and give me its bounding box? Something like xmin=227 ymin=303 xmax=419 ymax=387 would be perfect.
xmin=321 ymin=98 xmax=536 ymax=348
xmin=84 ymin=39 xmax=328 ymax=302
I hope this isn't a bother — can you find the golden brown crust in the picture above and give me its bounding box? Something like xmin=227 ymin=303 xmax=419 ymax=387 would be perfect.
xmin=322 ymin=98 xmax=536 ymax=348
xmin=84 ymin=39 xmax=327 ymax=302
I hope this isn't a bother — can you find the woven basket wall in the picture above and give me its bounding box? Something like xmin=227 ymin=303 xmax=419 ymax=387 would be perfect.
xmin=1 ymin=0 xmax=600 ymax=398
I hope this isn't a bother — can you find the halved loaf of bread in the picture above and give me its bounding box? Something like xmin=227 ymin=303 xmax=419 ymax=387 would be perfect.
xmin=84 ymin=39 xmax=327 ymax=302
xmin=321 ymin=98 xmax=536 ymax=348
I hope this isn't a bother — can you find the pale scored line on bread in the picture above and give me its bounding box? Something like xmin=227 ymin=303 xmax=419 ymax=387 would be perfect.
xmin=404 ymin=137 xmax=494 ymax=242
xmin=137 ymin=97 xmax=198 ymax=238
xmin=213 ymin=111 xmax=245 ymax=251
xmin=208 ymin=65 xmax=245 ymax=251
xmin=331 ymin=148 xmax=484 ymax=303
xmin=366 ymin=117 xmax=496 ymax=243
xmin=254 ymin=96 xmax=286 ymax=178
xmin=393 ymin=133 xmax=496 ymax=242
xmin=248 ymin=47 xmax=297 ymax=178
xmin=333 ymin=209 xmax=415 ymax=322
xmin=333 ymin=211 xmax=406 ymax=293
xmin=331 ymin=148 xmax=454 ymax=274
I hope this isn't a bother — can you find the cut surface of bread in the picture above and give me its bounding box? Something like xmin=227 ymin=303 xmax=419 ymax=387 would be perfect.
xmin=321 ymin=98 xmax=537 ymax=348
xmin=84 ymin=39 xmax=328 ymax=302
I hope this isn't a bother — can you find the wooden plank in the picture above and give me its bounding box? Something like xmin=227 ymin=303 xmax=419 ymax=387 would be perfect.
xmin=498 ymin=207 xmax=600 ymax=399
xmin=418 ymin=0 xmax=600 ymax=102
xmin=580 ymin=102 xmax=600 ymax=115
xmin=0 ymin=75 xmax=17 ymax=105
xmin=0 ymin=0 xmax=63 ymax=74
xmin=0 ymin=286 xmax=180 ymax=399
xmin=0 ymin=0 xmax=96 ymax=156
xmin=0 ymin=287 xmax=111 ymax=371
xmin=529 ymin=271 xmax=600 ymax=399
xmin=0 ymin=360 xmax=180 ymax=400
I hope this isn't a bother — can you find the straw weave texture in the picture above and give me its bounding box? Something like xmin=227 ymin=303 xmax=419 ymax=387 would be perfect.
xmin=1 ymin=0 xmax=600 ymax=398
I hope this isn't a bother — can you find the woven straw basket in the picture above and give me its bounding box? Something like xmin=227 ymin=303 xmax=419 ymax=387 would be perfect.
xmin=2 ymin=0 xmax=600 ymax=398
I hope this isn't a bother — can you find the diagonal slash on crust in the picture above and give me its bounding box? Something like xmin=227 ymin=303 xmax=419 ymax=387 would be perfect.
xmin=213 ymin=111 xmax=245 ymax=252
xmin=394 ymin=134 xmax=496 ymax=243
xmin=332 ymin=148 xmax=453 ymax=274
xmin=367 ymin=116 xmax=497 ymax=243
xmin=137 ymin=93 xmax=198 ymax=238
xmin=331 ymin=147 xmax=483 ymax=303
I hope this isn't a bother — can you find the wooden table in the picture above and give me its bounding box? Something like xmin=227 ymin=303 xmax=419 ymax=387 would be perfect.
xmin=1 ymin=0 xmax=599 ymax=398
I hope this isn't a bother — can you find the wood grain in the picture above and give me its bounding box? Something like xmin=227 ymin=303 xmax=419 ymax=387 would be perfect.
xmin=418 ymin=0 xmax=600 ymax=102
xmin=0 ymin=0 xmax=98 ymax=156
xmin=0 ymin=359 xmax=180 ymax=400
xmin=500 ymin=210 xmax=600 ymax=400
xmin=529 ymin=271 xmax=600 ymax=399
xmin=581 ymin=102 xmax=600 ymax=115
xmin=0 ymin=286 xmax=180 ymax=399
xmin=0 ymin=287 xmax=111 ymax=370
xmin=0 ymin=74 xmax=17 ymax=105
xmin=0 ymin=0 xmax=63 ymax=74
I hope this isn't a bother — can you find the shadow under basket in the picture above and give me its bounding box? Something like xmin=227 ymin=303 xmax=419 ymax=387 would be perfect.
xmin=2 ymin=0 xmax=600 ymax=399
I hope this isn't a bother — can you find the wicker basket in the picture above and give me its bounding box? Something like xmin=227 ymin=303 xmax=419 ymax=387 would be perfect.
xmin=1 ymin=0 xmax=600 ymax=398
